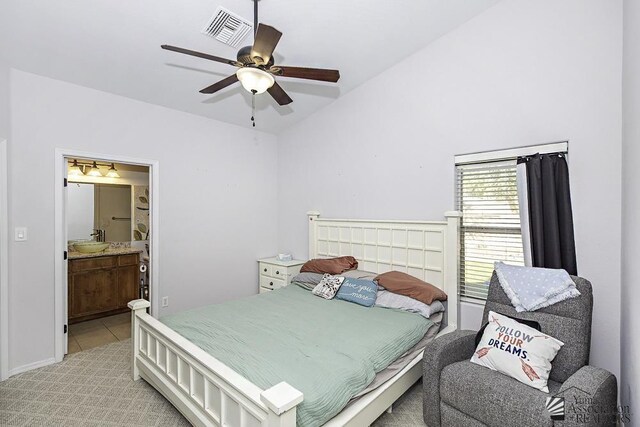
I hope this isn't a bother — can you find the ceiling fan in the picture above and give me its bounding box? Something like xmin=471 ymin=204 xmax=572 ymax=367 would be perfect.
xmin=161 ymin=0 xmax=340 ymax=121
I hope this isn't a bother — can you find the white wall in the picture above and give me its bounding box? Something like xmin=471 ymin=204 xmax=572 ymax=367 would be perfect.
xmin=622 ymin=0 xmax=639 ymax=420
xmin=0 ymin=0 xmax=9 ymax=138
xmin=277 ymin=0 xmax=622 ymax=378
xmin=8 ymin=70 xmax=279 ymax=373
xmin=0 ymin=63 xmax=9 ymax=140
xmin=67 ymin=183 xmax=94 ymax=241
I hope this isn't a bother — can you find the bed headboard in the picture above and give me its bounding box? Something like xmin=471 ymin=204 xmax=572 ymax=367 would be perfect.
xmin=307 ymin=211 xmax=461 ymax=328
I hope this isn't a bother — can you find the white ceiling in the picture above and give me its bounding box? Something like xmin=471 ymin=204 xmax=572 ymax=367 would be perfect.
xmin=1 ymin=0 xmax=499 ymax=134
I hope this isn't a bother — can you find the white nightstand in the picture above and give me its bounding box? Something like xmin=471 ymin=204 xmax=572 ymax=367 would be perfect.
xmin=258 ymin=257 xmax=305 ymax=293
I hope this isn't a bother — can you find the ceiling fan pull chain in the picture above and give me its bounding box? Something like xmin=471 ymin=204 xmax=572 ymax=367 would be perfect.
xmin=251 ymin=90 xmax=257 ymax=127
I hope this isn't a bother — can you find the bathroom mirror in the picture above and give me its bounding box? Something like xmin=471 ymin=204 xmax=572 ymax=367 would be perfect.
xmin=67 ymin=183 xmax=132 ymax=242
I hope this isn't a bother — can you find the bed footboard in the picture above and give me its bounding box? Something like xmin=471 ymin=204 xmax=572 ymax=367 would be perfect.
xmin=128 ymin=300 xmax=303 ymax=427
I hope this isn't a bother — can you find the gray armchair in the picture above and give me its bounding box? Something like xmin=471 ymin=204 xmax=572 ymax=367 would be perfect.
xmin=423 ymin=274 xmax=617 ymax=427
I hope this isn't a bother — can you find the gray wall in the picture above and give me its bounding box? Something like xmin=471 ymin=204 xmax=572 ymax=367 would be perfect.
xmin=8 ymin=70 xmax=279 ymax=372
xmin=622 ymin=0 xmax=639 ymax=420
xmin=277 ymin=0 xmax=623 ymax=379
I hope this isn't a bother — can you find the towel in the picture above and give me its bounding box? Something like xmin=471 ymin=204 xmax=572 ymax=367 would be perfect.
xmin=494 ymin=262 xmax=580 ymax=312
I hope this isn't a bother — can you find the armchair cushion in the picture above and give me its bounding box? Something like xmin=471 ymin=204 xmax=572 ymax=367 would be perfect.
xmin=440 ymin=360 xmax=561 ymax=426
xmin=440 ymin=402 xmax=485 ymax=427
xmin=422 ymin=330 xmax=476 ymax=427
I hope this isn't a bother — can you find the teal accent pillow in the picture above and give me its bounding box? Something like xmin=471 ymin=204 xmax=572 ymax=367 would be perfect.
xmin=336 ymin=278 xmax=378 ymax=307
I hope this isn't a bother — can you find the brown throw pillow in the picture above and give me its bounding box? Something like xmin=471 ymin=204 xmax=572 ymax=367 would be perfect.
xmin=374 ymin=271 xmax=447 ymax=305
xmin=301 ymin=256 xmax=359 ymax=275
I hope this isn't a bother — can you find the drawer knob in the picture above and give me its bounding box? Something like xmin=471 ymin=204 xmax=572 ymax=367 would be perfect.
xmin=270 ymin=282 xmax=273 ymax=286
xmin=275 ymin=270 xmax=280 ymax=275
xmin=263 ymin=268 xmax=267 ymax=272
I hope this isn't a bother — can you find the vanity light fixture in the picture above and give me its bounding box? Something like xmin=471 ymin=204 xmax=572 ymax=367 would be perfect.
xmin=106 ymin=163 xmax=120 ymax=178
xmin=67 ymin=159 xmax=121 ymax=179
xmin=87 ymin=161 xmax=103 ymax=177
xmin=68 ymin=159 xmax=84 ymax=177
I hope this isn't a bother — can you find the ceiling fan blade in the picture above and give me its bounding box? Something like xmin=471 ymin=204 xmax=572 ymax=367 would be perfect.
xmin=250 ymin=24 xmax=282 ymax=66
xmin=161 ymin=45 xmax=240 ymax=67
xmin=267 ymin=82 xmax=293 ymax=105
xmin=199 ymin=74 xmax=239 ymax=94
xmin=271 ymin=66 xmax=340 ymax=83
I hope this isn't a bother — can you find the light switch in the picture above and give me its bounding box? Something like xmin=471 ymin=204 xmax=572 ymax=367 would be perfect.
xmin=15 ymin=227 xmax=27 ymax=242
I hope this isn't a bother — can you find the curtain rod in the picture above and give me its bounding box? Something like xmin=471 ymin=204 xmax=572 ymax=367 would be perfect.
xmin=455 ymin=141 xmax=569 ymax=165
xmin=455 ymin=141 xmax=569 ymax=159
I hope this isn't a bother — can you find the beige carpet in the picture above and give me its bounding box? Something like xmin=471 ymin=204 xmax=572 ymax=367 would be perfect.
xmin=0 ymin=339 xmax=424 ymax=426
xmin=0 ymin=340 xmax=189 ymax=426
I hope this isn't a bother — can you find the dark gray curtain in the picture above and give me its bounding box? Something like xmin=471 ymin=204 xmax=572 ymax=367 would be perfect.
xmin=517 ymin=153 xmax=577 ymax=275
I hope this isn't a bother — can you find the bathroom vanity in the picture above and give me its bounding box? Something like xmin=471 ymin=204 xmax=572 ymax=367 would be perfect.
xmin=67 ymin=248 xmax=142 ymax=323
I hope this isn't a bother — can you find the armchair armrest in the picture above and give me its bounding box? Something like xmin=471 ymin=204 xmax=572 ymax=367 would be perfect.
xmin=422 ymin=330 xmax=476 ymax=427
xmin=558 ymin=365 xmax=618 ymax=427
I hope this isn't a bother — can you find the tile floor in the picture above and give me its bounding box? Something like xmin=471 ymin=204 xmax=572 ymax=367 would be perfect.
xmin=67 ymin=312 xmax=131 ymax=354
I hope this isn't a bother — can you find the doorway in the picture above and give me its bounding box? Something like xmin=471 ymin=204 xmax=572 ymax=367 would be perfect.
xmin=66 ymin=160 xmax=149 ymax=353
xmin=54 ymin=150 xmax=159 ymax=362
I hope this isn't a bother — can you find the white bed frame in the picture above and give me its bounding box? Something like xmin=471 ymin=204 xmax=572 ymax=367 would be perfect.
xmin=129 ymin=211 xmax=460 ymax=426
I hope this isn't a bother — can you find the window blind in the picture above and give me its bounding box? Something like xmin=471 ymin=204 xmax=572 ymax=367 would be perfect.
xmin=456 ymin=160 xmax=525 ymax=300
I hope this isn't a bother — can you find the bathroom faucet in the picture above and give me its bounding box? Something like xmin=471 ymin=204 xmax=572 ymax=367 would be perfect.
xmin=91 ymin=229 xmax=106 ymax=242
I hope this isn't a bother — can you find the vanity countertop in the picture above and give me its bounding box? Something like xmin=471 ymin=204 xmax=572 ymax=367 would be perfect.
xmin=68 ymin=247 xmax=143 ymax=260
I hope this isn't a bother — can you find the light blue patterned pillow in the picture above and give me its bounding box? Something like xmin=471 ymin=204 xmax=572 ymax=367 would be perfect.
xmin=335 ymin=278 xmax=378 ymax=307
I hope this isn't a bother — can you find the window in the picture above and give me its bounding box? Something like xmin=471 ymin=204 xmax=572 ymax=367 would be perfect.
xmin=456 ymin=159 xmax=525 ymax=300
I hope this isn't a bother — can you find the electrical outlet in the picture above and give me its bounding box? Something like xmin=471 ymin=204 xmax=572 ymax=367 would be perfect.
xmin=161 ymin=296 xmax=169 ymax=307
xmin=14 ymin=227 xmax=27 ymax=242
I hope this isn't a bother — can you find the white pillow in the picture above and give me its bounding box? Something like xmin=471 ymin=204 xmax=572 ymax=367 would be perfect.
xmin=375 ymin=290 xmax=445 ymax=319
xmin=470 ymin=311 xmax=564 ymax=393
xmin=311 ymin=274 xmax=345 ymax=300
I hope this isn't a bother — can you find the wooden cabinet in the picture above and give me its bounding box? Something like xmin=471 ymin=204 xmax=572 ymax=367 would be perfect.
xmin=68 ymin=253 xmax=140 ymax=323
xmin=257 ymin=258 xmax=304 ymax=294
xmin=117 ymin=265 xmax=139 ymax=307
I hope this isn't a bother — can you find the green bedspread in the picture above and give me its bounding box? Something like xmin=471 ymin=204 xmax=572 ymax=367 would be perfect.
xmin=161 ymin=284 xmax=432 ymax=427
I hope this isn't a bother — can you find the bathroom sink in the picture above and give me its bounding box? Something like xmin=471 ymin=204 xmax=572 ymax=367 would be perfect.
xmin=73 ymin=241 xmax=110 ymax=253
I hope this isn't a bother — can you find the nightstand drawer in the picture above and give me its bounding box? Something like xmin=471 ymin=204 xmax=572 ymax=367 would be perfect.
xmin=260 ymin=263 xmax=289 ymax=279
xmin=260 ymin=263 xmax=272 ymax=276
xmin=260 ymin=275 xmax=285 ymax=291
xmin=271 ymin=266 xmax=286 ymax=279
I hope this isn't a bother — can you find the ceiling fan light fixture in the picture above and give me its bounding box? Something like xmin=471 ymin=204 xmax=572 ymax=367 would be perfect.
xmin=236 ymin=67 xmax=274 ymax=94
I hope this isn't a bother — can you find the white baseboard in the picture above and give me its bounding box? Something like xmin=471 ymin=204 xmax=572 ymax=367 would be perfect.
xmin=7 ymin=357 xmax=56 ymax=378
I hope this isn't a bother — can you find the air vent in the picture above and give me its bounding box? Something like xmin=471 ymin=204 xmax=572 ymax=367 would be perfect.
xmin=202 ymin=7 xmax=253 ymax=48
